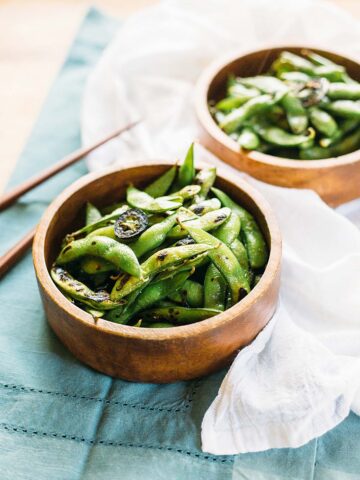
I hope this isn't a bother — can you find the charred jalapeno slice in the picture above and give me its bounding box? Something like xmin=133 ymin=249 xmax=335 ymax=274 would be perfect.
xmin=114 ymin=208 xmax=149 ymax=242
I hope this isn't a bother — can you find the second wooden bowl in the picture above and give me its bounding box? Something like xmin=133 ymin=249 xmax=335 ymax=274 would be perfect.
xmin=33 ymin=161 xmax=281 ymax=383
xmin=196 ymin=46 xmax=360 ymax=207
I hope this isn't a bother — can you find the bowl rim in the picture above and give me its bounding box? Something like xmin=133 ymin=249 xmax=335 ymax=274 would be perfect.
xmin=195 ymin=43 xmax=360 ymax=169
xmin=33 ymin=159 xmax=282 ymax=341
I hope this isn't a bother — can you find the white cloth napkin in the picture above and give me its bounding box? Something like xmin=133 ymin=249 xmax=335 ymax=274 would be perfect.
xmin=81 ymin=0 xmax=360 ymax=454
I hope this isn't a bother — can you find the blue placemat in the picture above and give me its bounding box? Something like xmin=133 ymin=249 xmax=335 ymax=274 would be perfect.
xmin=1 ymin=8 xmax=360 ymax=480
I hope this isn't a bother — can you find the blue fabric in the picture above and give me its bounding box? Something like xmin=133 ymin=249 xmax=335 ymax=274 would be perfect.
xmin=0 ymin=8 xmax=360 ymax=479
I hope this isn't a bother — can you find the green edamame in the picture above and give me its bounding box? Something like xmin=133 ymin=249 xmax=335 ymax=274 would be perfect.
xmin=212 ymin=49 xmax=360 ymax=159
xmin=85 ymin=202 xmax=101 ymax=225
xmin=106 ymin=270 xmax=191 ymax=324
xmin=51 ymin=266 xmax=121 ymax=310
xmin=111 ymin=243 xmax=213 ymax=301
xmin=127 ymin=185 xmax=182 ymax=213
xmin=145 ymin=165 xmax=177 ymax=197
xmin=52 ymin=144 xmax=269 ymax=327
xmin=167 ymin=207 xmax=231 ymax=239
xmin=139 ymin=306 xmax=221 ymax=324
xmin=182 ymin=225 xmax=250 ymax=304
xmin=194 ymin=167 xmax=217 ymax=201
xmin=204 ymin=263 xmax=226 ymax=311
xmin=211 ymin=187 xmax=268 ymax=269
xmin=168 ymin=279 xmax=204 ymax=308
xmin=57 ymin=235 xmax=141 ymax=277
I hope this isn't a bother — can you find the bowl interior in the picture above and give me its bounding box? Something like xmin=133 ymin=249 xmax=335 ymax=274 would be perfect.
xmin=44 ymin=164 xmax=272 ymax=275
xmin=208 ymin=46 xmax=360 ymax=104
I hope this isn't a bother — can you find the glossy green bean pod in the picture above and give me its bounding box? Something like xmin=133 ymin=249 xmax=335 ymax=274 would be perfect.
xmin=144 ymin=165 xmax=177 ymax=197
xmin=183 ymin=225 xmax=250 ymax=304
xmin=212 ymin=211 xmax=241 ymax=245
xmin=323 ymin=100 xmax=360 ymax=120
xmin=130 ymin=212 xmax=178 ymax=258
xmin=51 ymin=266 xmax=121 ymax=310
xmin=88 ymin=225 xmax=116 ymax=240
xmin=319 ymin=118 xmax=358 ymax=147
xmin=309 ymin=107 xmax=338 ymax=137
xmin=237 ymin=128 xmax=260 ymax=149
xmin=69 ymin=206 xmax=128 ymax=239
xmin=204 ymin=263 xmax=226 ymax=311
xmin=106 ymin=270 xmax=191 ymax=324
xmin=253 ymin=121 xmax=315 ymax=147
xmin=56 ymin=235 xmax=141 ymax=277
xmin=168 ymin=279 xmax=204 ymax=307
xmin=240 ymin=76 xmax=288 ymax=94
xmin=281 ymin=92 xmax=308 ymax=134
xmin=161 ymin=185 xmax=201 ymax=203
xmin=177 ymin=143 xmax=195 ymax=188
xmin=211 ymin=187 xmax=268 ymax=269
xmin=194 ymin=167 xmax=217 ymax=201
xmin=189 ymin=198 xmax=221 ymax=215
xmin=85 ymin=202 xmax=101 ymax=225
xmin=328 ymin=83 xmax=360 ymax=100
xmin=111 ymin=243 xmax=213 ymax=301
xmin=220 ymin=94 xmax=275 ymax=134
xmin=167 ymin=207 xmax=231 ymax=239
xmin=139 ymin=306 xmax=221 ymax=324
xmin=127 ymin=185 xmax=182 ymax=213
xmin=230 ymin=238 xmax=251 ymax=283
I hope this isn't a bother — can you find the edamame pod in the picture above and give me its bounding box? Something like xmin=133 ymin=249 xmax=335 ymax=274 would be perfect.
xmin=57 ymin=235 xmax=141 ymax=277
xmin=220 ymin=94 xmax=275 ymax=134
xmin=139 ymin=306 xmax=221 ymax=324
xmin=168 ymin=279 xmax=204 ymax=307
xmin=51 ymin=266 xmax=121 ymax=310
xmin=160 ymin=185 xmax=201 ymax=202
xmin=253 ymin=121 xmax=315 ymax=147
xmin=177 ymin=143 xmax=195 ymax=188
xmin=194 ymin=167 xmax=217 ymax=201
xmin=106 ymin=270 xmax=191 ymax=324
xmin=328 ymin=83 xmax=360 ymax=100
xmin=88 ymin=225 xmax=116 ymax=240
xmin=144 ymin=165 xmax=177 ymax=197
xmin=189 ymin=198 xmax=221 ymax=215
xmin=85 ymin=202 xmax=101 ymax=225
xmin=237 ymin=128 xmax=260 ymax=149
xmin=323 ymin=100 xmax=360 ymax=120
xmin=212 ymin=211 xmax=241 ymax=245
xmin=182 ymin=225 xmax=250 ymax=304
xmin=211 ymin=187 xmax=268 ymax=269
xmin=240 ymin=76 xmax=288 ymax=95
xmin=127 ymin=185 xmax=182 ymax=213
xmin=111 ymin=243 xmax=213 ymax=300
xmin=309 ymin=107 xmax=338 ymax=137
xmin=167 ymin=207 xmax=231 ymax=239
xmin=130 ymin=212 xmax=178 ymax=258
xmin=281 ymin=92 xmax=308 ymax=134
xmin=69 ymin=206 xmax=128 ymax=239
xmin=204 ymin=263 xmax=226 ymax=311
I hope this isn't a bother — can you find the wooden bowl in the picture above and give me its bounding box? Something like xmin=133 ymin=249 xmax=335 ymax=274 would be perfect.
xmin=33 ymin=161 xmax=281 ymax=383
xmin=195 ymin=46 xmax=360 ymax=207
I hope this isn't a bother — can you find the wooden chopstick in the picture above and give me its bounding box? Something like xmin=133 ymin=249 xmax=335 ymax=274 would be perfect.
xmin=0 ymin=119 xmax=141 ymax=212
xmin=0 ymin=120 xmax=141 ymax=279
xmin=0 ymin=227 xmax=37 ymax=279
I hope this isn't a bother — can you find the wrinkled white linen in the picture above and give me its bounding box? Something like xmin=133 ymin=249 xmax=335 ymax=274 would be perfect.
xmin=82 ymin=0 xmax=360 ymax=454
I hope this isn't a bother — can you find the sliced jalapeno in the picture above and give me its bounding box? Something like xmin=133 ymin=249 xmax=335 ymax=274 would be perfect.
xmin=114 ymin=208 xmax=149 ymax=242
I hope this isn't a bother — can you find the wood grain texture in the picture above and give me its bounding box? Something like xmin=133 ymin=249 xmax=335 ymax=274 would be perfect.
xmin=195 ymin=45 xmax=360 ymax=206
xmin=33 ymin=161 xmax=282 ymax=383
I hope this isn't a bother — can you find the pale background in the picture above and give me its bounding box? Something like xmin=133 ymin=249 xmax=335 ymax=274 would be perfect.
xmin=0 ymin=0 xmax=359 ymax=194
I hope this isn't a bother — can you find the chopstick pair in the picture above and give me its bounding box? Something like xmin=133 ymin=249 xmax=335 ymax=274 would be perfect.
xmin=0 ymin=120 xmax=141 ymax=279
